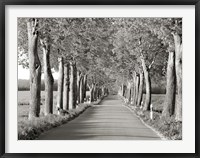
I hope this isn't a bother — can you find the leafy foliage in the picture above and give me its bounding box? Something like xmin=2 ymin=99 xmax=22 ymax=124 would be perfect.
xmin=18 ymin=17 xmax=182 ymax=91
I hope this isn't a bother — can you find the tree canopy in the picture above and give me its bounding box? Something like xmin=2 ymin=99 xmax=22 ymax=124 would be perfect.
xmin=18 ymin=17 xmax=182 ymax=92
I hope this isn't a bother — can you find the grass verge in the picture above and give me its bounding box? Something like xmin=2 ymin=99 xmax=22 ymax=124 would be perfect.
xmin=128 ymin=106 xmax=182 ymax=140
xmin=18 ymin=99 xmax=101 ymax=140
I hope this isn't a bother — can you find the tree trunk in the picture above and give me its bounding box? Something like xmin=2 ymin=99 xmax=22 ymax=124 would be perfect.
xmin=130 ymin=85 xmax=133 ymax=103
xmin=93 ymin=85 xmax=97 ymax=101
xmin=123 ymin=85 xmax=127 ymax=98
xmin=69 ymin=62 xmax=77 ymax=109
xmin=92 ymin=84 xmax=95 ymax=101
xmin=76 ymin=71 xmax=81 ymax=104
xmin=162 ymin=51 xmax=176 ymax=118
xmin=106 ymin=88 xmax=109 ymax=95
xmin=102 ymin=86 xmax=105 ymax=97
xmin=132 ymin=72 xmax=136 ymax=105
xmin=27 ymin=19 xmax=41 ymax=119
xmin=57 ymin=57 xmax=64 ymax=112
xmin=134 ymin=74 xmax=140 ymax=106
xmin=98 ymin=87 xmax=102 ymax=98
xmin=173 ymin=33 xmax=182 ymax=122
xmin=126 ymin=81 xmax=131 ymax=103
xmin=89 ymin=84 xmax=94 ymax=102
xmin=83 ymin=74 xmax=87 ymax=101
xmin=79 ymin=76 xmax=84 ymax=103
xmin=63 ymin=63 xmax=70 ymax=110
xmin=121 ymin=84 xmax=124 ymax=97
xmin=97 ymin=87 xmax=100 ymax=99
xmin=96 ymin=87 xmax=99 ymax=99
xmin=73 ymin=63 xmax=77 ymax=107
xmin=141 ymin=57 xmax=151 ymax=111
xmin=69 ymin=62 xmax=74 ymax=109
xmin=41 ymin=38 xmax=54 ymax=115
xmin=96 ymin=86 xmax=99 ymax=99
xmin=137 ymin=72 xmax=144 ymax=106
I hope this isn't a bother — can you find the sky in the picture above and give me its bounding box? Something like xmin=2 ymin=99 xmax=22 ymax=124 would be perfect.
xmin=18 ymin=65 xmax=58 ymax=80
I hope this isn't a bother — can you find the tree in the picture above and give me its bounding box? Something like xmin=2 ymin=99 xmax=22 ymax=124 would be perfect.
xmin=140 ymin=54 xmax=152 ymax=110
xmin=76 ymin=70 xmax=81 ymax=104
xmin=131 ymin=71 xmax=137 ymax=105
xmin=137 ymin=71 xmax=144 ymax=106
xmin=135 ymin=72 xmax=140 ymax=106
xmin=162 ymin=51 xmax=175 ymax=117
xmin=83 ymin=74 xmax=87 ymax=101
xmin=173 ymin=32 xmax=182 ymax=122
xmin=69 ymin=61 xmax=77 ymax=109
xmin=40 ymin=37 xmax=54 ymax=115
xmin=27 ymin=18 xmax=41 ymax=119
xmin=79 ymin=75 xmax=84 ymax=103
xmin=63 ymin=62 xmax=70 ymax=110
xmin=57 ymin=57 xmax=64 ymax=112
xmin=126 ymin=81 xmax=132 ymax=103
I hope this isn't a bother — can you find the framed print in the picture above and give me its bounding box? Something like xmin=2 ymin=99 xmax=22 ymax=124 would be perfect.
xmin=0 ymin=0 xmax=199 ymax=158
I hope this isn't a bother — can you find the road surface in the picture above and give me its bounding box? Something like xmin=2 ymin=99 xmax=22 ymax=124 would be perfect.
xmin=38 ymin=95 xmax=161 ymax=140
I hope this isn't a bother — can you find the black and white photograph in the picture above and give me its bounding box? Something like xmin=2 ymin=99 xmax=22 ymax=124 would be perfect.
xmin=17 ymin=17 xmax=182 ymax=141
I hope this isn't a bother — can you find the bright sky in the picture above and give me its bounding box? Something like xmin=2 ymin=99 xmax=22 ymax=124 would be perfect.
xmin=18 ymin=65 xmax=59 ymax=80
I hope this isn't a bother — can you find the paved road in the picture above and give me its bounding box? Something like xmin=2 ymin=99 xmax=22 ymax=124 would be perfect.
xmin=38 ymin=95 xmax=161 ymax=140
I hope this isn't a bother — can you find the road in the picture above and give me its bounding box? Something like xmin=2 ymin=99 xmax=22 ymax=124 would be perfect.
xmin=38 ymin=95 xmax=161 ymax=140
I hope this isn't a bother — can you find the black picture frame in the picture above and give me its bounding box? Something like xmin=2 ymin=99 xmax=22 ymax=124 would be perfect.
xmin=0 ymin=0 xmax=199 ymax=157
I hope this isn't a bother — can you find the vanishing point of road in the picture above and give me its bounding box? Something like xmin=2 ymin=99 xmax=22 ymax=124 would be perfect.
xmin=38 ymin=95 xmax=161 ymax=140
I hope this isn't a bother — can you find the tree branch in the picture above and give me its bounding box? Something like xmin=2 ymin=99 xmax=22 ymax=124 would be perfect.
xmin=138 ymin=37 xmax=142 ymax=46
xmin=148 ymin=56 xmax=156 ymax=70
xmin=32 ymin=18 xmax=38 ymax=35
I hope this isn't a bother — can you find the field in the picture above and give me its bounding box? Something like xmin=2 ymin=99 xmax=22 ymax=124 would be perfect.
xmin=18 ymin=91 xmax=165 ymax=120
xmin=18 ymin=91 xmax=57 ymax=120
xmin=18 ymin=79 xmax=58 ymax=91
xmin=147 ymin=94 xmax=165 ymax=112
xmin=18 ymin=91 xmax=92 ymax=120
xmin=18 ymin=79 xmax=166 ymax=117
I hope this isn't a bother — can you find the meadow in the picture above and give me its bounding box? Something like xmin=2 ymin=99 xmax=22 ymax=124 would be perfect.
xmin=18 ymin=91 xmax=92 ymax=120
xmin=18 ymin=91 xmax=58 ymax=121
xmin=18 ymin=79 xmax=166 ymax=118
xmin=18 ymin=91 xmax=165 ymax=120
